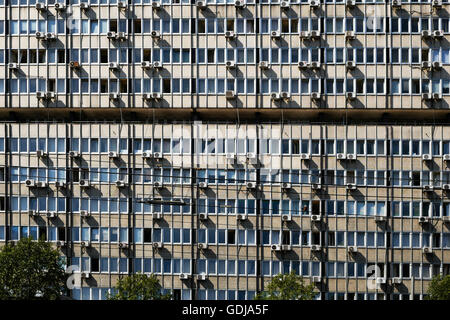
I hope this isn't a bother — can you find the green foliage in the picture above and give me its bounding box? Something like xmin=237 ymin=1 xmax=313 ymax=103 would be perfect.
xmin=108 ymin=273 xmax=172 ymax=300
xmin=0 ymin=237 xmax=68 ymax=300
xmin=426 ymin=275 xmax=450 ymax=300
xmin=254 ymin=271 xmax=316 ymax=300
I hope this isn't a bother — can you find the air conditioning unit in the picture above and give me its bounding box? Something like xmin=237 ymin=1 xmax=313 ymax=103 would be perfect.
xmin=310 ymin=30 xmax=321 ymax=38
xmin=196 ymin=274 xmax=208 ymax=281
xmin=311 ymin=183 xmax=322 ymax=190
xmin=153 ymin=181 xmax=163 ymax=189
xmin=69 ymin=61 xmax=80 ymax=69
xmin=432 ymin=0 xmax=442 ymax=8
xmin=153 ymin=152 xmax=163 ymax=159
xmin=246 ymin=182 xmax=256 ymax=190
xmin=422 ymin=154 xmax=432 ymax=161
xmin=310 ymin=61 xmax=321 ymax=69
xmin=234 ymin=0 xmax=244 ymax=8
xmin=198 ymin=182 xmax=208 ymax=189
xmin=141 ymin=61 xmax=152 ymax=69
xmin=199 ymin=213 xmax=208 ymax=220
xmin=55 ymin=181 xmax=66 ymax=188
xmin=28 ymin=210 xmax=39 ymax=217
xmin=225 ymin=90 xmax=236 ymax=99
xmin=152 ymin=242 xmax=163 ymax=249
xmin=108 ymin=151 xmax=118 ymax=159
xmin=280 ymin=1 xmax=290 ymax=8
xmin=392 ymin=0 xmax=401 ymax=7
xmin=421 ymin=30 xmax=431 ymax=38
xmin=300 ymin=153 xmax=311 ymax=160
xmin=309 ymin=0 xmax=320 ymax=7
xmin=312 ymin=276 xmax=321 ymax=283
xmin=345 ymin=31 xmax=355 ymax=40
xmin=35 ymin=181 xmax=48 ymax=188
xmin=196 ymin=1 xmax=206 ymax=9
xmin=271 ymin=93 xmax=281 ymax=101
xmin=79 ymin=180 xmax=91 ymax=188
xmin=109 ymin=93 xmax=119 ymax=100
xmin=376 ymin=278 xmax=386 ymax=284
xmin=152 ymin=1 xmax=161 ymax=9
xmin=346 ymin=92 xmax=356 ymax=100
xmin=150 ymin=92 xmax=162 ymax=100
xmin=281 ymin=214 xmax=292 ymax=221
xmin=197 ymin=243 xmax=208 ymax=250
xmin=419 ymin=217 xmax=430 ymax=224
xmin=107 ymin=31 xmax=117 ymax=39
xmin=236 ymin=214 xmax=247 ymax=221
xmin=116 ymin=32 xmax=127 ymax=40
xmin=55 ymin=3 xmax=66 ymax=10
xmin=153 ymin=212 xmax=162 ymax=220
xmin=115 ymin=180 xmax=128 ymax=188
xmin=422 ymin=247 xmax=433 ymax=254
xmin=433 ymin=30 xmax=444 ymax=38
xmin=259 ymin=61 xmax=269 ymax=69
xmin=80 ymin=210 xmax=91 ymax=218
xmin=179 ymin=273 xmax=191 ymax=280
xmin=151 ymin=31 xmax=161 ymax=39
xmin=423 ymin=185 xmax=434 ymax=192
xmin=35 ymin=31 xmax=45 ymax=39
xmin=311 ymin=215 xmax=321 ymax=222
xmin=346 ymin=153 xmax=357 ymax=160
xmin=80 ymin=2 xmax=90 ymax=9
xmin=35 ymin=2 xmax=47 ymax=10
xmin=46 ymin=211 xmax=57 ymax=219
xmin=336 ymin=153 xmax=346 ymax=160
xmin=298 ymin=61 xmax=310 ymax=69
xmin=151 ymin=61 xmax=162 ymax=69
xmin=311 ymin=245 xmax=322 ymax=251
xmin=390 ymin=277 xmax=401 ymax=284
xmin=69 ymin=151 xmax=81 ymax=158
xmin=117 ymin=1 xmax=127 ymax=9
xmin=225 ymin=31 xmax=236 ymax=39
xmin=271 ymin=31 xmax=281 ymax=39
xmin=81 ymin=241 xmax=91 ymax=248
xmin=281 ymin=183 xmax=292 ymax=190
xmin=225 ymin=61 xmax=236 ymax=69
xmin=281 ymin=244 xmax=292 ymax=251
xmin=374 ymin=216 xmax=387 ymax=222
xmin=271 ymin=244 xmax=282 ymax=251
xmin=422 ymin=93 xmax=433 ymax=101
xmin=118 ymin=242 xmax=129 ymax=249
xmin=348 ymin=246 xmax=358 ymax=253
xmin=246 ymin=152 xmax=255 ymax=161
xmin=45 ymin=33 xmax=56 ymax=40
xmin=346 ymin=61 xmax=356 ymax=69
xmin=226 ymin=153 xmax=236 ymax=162
xmin=142 ymin=151 xmax=152 ymax=159
xmin=81 ymin=272 xmax=90 ymax=279
xmin=56 ymin=240 xmax=65 ymax=247
xmin=433 ymin=93 xmax=443 ymax=100
xmin=311 ymin=92 xmax=321 ymax=100
xmin=421 ymin=61 xmax=431 ymax=69
xmin=346 ymin=0 xmax=355 ymax=7
xmin=36 ymin=91 xmax=49 ymax=100
xmin=432 ymin=61 xmax=442 ymax=69
xmin=109 ymin=62 xmax=119 ymax=70
xmin=443 ymin=154 xmax=450 ymax=161
xmin=300 ymin=31 xmax=311 ymax=39
xmin=346 ymin=183 xmax=356 ymax=190
xmin=36 ymin=150 xmax=47 ymax=157
xmin=442 ymin=216 xmax=450 ymax=222
xmin=25 ymin=179 xmax=36 ymax=187
xmin=8 ymin=63 xmax=18 ymax=70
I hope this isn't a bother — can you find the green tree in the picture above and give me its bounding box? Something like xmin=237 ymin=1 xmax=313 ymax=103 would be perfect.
xmin=254 ymin=271 xmax=316 ymax=300
xmin=108 ymin=273 xmax=172 ymax=300
xmin=426 ymin=275 xmax=450 ymax=300
xmin=0 ymin=237 xmax=68 ymax=300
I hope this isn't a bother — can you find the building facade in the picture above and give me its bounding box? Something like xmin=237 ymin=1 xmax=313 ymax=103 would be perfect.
xmin=0 ymin=0 xmax=449 ymax=300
